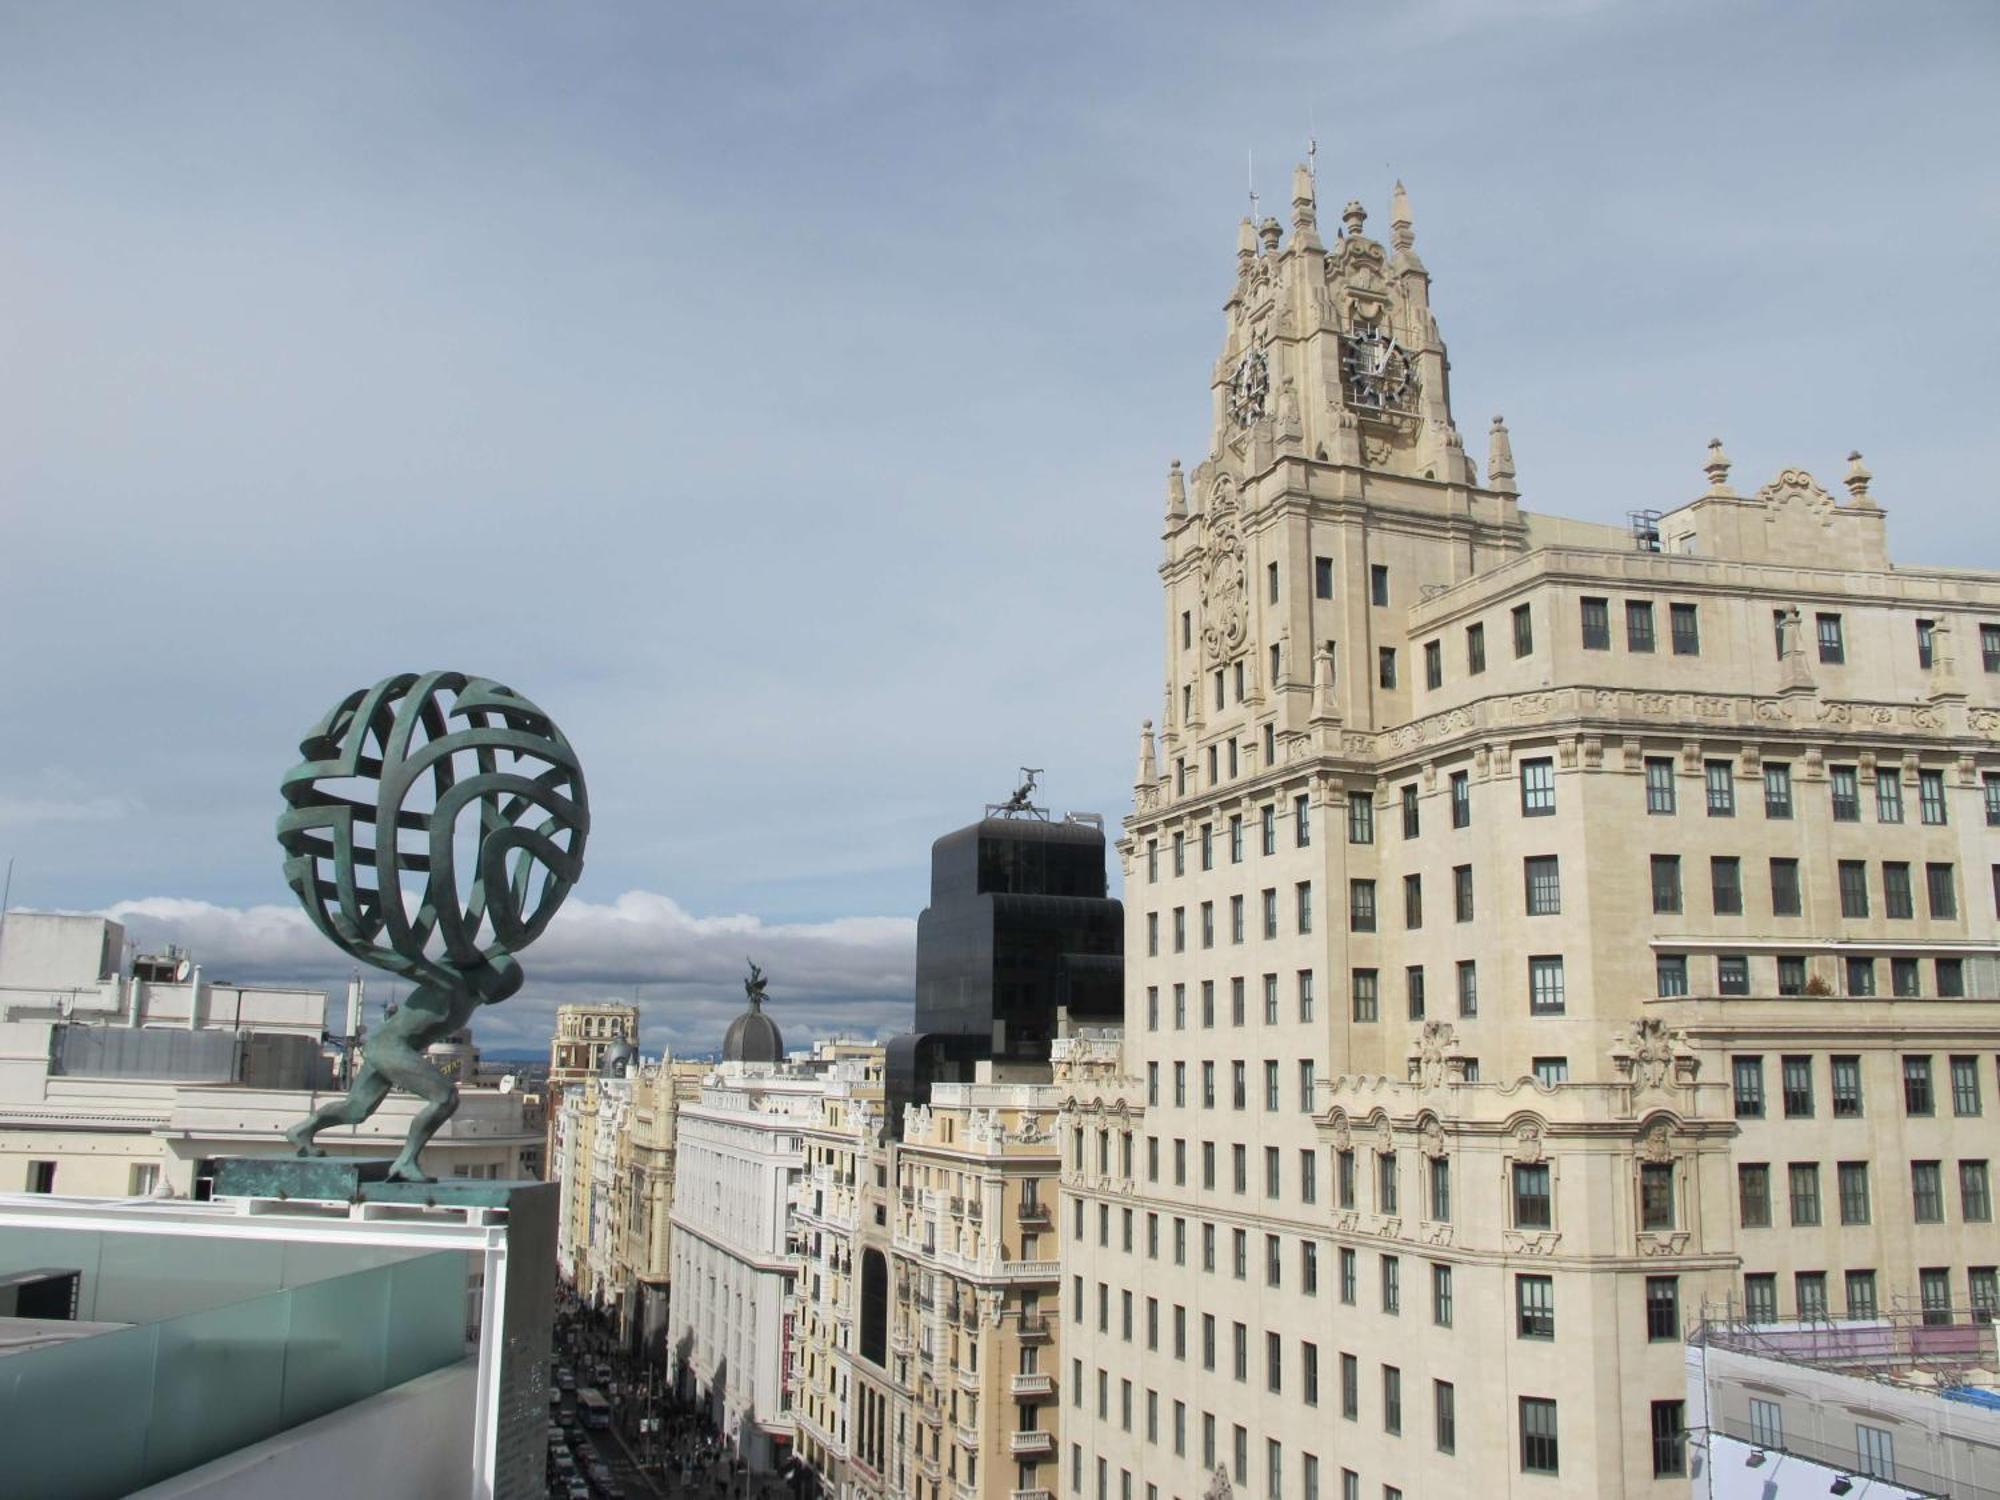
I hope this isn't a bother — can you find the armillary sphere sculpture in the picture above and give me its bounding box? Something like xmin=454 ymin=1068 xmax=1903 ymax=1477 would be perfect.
xmin=277 ymin=671 xmax=588 ymax=1181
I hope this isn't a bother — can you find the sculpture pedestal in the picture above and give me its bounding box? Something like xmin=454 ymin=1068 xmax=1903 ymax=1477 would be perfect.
xmin=213 ymin=1155 xmax=398 ymax=1201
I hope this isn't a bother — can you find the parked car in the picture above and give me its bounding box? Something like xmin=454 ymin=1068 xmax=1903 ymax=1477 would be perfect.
xmin=555 ymin=1366 xmax=577 ymax=1391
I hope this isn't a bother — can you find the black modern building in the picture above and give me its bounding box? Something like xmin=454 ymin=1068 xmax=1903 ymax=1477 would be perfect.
xmin=883 ymin=809 xmax=1123 ymax=1136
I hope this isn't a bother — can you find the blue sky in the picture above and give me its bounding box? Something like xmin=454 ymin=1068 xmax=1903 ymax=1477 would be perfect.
xmin=2 ymin=1 xmax=1996 ymax=1052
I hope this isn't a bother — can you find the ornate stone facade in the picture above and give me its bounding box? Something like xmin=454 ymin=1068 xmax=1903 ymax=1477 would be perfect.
xmin=1065 ymin=172 xmax=2000 ymax=1498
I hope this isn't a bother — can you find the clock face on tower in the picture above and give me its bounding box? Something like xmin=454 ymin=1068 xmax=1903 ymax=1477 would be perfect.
xmin=1341 ymin=329 xmax=1417 ymax=413
xmin=1227 ymin=346 xmax=1269 ymax=425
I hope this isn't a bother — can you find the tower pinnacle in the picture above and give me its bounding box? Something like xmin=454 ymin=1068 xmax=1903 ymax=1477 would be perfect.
xmin=1487 ymin=415 xmax=1518 ymax=494
xmin=1390 ymin=180 xmax=1415 ymax=255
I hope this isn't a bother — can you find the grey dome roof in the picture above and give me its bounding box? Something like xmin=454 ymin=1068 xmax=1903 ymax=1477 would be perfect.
xmin=724 ymin=998 xmax=784 ymax=1063
xmin=601 ymin=1038 xmax=638 ymax=1076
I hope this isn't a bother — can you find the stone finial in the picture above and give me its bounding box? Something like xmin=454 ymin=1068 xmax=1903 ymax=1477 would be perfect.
xmin=1389 ymin=179 xmax=1415 ymax=255
xmin=1258 ymin=216 xmax=1282 ymax=255
xmin=1843 ymin=450 xmax=1877 ymax=507
xmin=1137 ymin=719 xmax=1158 ymax=787
xmin=1487 ymin=414 xmax=1518 ymax=494
xmin=1166 ymin=459 xmax=1188 ymax=521
xmin=1291 ymin=163 xmax=1317 ymax=232
xmin=1237 ymin=216 xmax=1256 ymax=267
xmin=1341 ymin=199 xmax=1367 ymax=238
xmin=1311 ymin=647 xmax=1341 ymax=725
xmin=1703 ymin=437 xmax=1734 ymax=496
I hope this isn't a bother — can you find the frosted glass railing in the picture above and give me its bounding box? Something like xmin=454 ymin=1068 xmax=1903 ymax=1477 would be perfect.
xmin=0 ymin=1248 xmax=466 ymax=1500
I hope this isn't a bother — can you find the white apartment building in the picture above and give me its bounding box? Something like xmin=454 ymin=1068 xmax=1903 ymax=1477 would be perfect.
xmin=1060 ymin=171 xmax=2000 ymax=1499
xmin=668 ymin=1061 xmax=819 ymax=1472
xmin=0 ymin=911 xmax=538 ymax=1195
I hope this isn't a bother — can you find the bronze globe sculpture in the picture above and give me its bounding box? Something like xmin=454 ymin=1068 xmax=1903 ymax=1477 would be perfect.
xmin=277 ymin=671 xmax=588 ymax=1181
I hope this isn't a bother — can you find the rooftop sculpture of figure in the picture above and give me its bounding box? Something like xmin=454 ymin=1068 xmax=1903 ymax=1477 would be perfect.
xmin=276 ymin=671 xmax=589 ymax=1181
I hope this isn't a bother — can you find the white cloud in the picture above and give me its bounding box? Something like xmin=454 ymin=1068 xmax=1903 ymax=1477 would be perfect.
xmin=97 ymin=889 xmax=918 ymax=1057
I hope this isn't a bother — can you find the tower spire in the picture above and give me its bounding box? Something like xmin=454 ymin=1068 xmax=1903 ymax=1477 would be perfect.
xmin=1487 ymin=415 xmax=1518 ymax=494
xmin=1390 ymin=179 xmax=1414 ymax=255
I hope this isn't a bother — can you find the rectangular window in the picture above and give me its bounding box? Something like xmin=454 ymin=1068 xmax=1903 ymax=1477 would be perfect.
xmin=1670 ymin=602 xmax=1700 ymax=657
xmin=1705 ymin=760 xmax=1735 ymax=817
xmin=1816 ymin=612 xmax=1844 ymax=663
xmin=1314 ymin=556 xmax=1333 ymax=599
xmin=1580 ymin=597 xmax=1610 ymax=650
xmin=1262 ymin=889 xmax=1277 ymax=939
xmin=1295 ymin=794 xmax=1312 ymax=847
xmin=1884 ymin=861 xmax=1914 ymax=918
xmin=1781 ymin=1056 xmax=1814 ymax=1117
xmin=1973 ymin=1268 xmax=2000 ymax=1322
xmin=1230 ymin=895 xmax=1244 ymax=944
xmin=1432 ymin=1262 xmax=1453 ymax=1326
xmin=1905 ymin=1056 xmax=1935 ymax=1115
xmin=1832 ymin=1056 xmax=1863 ymax=1117
xmin=1520 ymin=758 xmax=1555 ymax=816
xmin=1339 ymin=1354 xmax=1358 ymax=1420
xmin=1778 ymin=955 xmax=1807 ymax=995
xmin=1427 ymin=1156 xmax=1451 ymax=1222
xmin=1738 ymin=1163 xmax=1771 ymax=1228
xmin=1383 ymin=1366 xmax=1402 ymax=1435
xmin=1516 ymin=1274 xmax=1554 ymax=1339
xmin=1435 ymin=1380 xmax=1456 ymax=1454
xmin=1297 ymin=970 xmax=1315 ymax=1022
xmin=1450 ymin=770 xmax=1470 ymax=827
xmin=1261 ymin=804 xmax=1276 ymax=855
xmin=1645 ymin=1277 xmax=1679 ymax=1341
xmin=1641 ymin=1162 xmax=1676 ymax=1230
xmin=1838 ymin=860 xmax=1869 ymax=917
xmin=1920 ymin=1268 xmax=1951 ymax=1326
xmin=1744 ymin=1274 xmax=1777 ymax=1323
xmin=1520 ymin=1397 xmax=1559 ymax=1475
xmin=1877 ymin=769 xmax=1904 ymax=823
xmin=1379 ymin=1252 xmax=1400 ymax=1313
xmin=1846 ymin=1270 xmax=1877 ymax=1319
xmin=1403 ymin=873 xmax=1423 ymax=929
xmin=1788 ymin=1163 xmax=1821 ymax=1226
xmin=1764 ymin=763 xmax=1792 ymax=818
xmin=1512 ymin=602 xmax=1533 ymax=657
xmin=1989 ymin=772 xmax=2000 ymax=825
xmin=1846 ymin=956 xmax=1876 ymax=996
xmin=1378 ymin=648 xmax=1397 ymax=689
xmin=1733 ymin=1057 xmax=1765 ymax=1117
xmin=1524 ymin=856 xmax=1561 ymax=915
xmin=1513 ymin=1163 xmax=1552 ymax=1228
xmin=1528 ymin=955 xmax=1565 ymax=1015
xmin=1831 ymin=765 xmax=1860 ymax=821
xmin=1645 ymin=757 xmax=1677 ymax=814
xmin=1377 ymin=1154 xmax=1398 ymax=1217
xmin=1961 ymin=1160 xmax=1991 ymax=1222
xmin=1921 ymin=769 xmax=1948 ymax=825
xmin=1715 ymin=954 xmax=1749 ymax=996
xmin=1423 ymin=640 xmax=1442 ymax=690
xmin=1302 ymin=1241 xmax=1318 ymax=1295
xmin=1928 ymin=862 xmax=1958 ymax=919
xmin=1651 ymin=1401 xmax=1686 ymax=1478
xmin=1453 ymin=865 xmax=1473 ymax=922
xmin=1985 ymin=622 xmax=2000 ymax=673
xmin=1656 ymin=954 xmax=1688 ymax=996
xmin=1532 ymin=1056 xmax=1568 ymax=1086
xmin=1456 ymin=960 xmax=1478 ymax=1018
xmin=1953 ymin=1056 xmax=1983 ymax=1116
xmin=1229 ymin=815 xmax=1243 ymax=863
xmin=1347 ymin=794 xmax=1373 ymax=844
xmin=1370 ymin=565 xmax=1388 ymax=607
xmin=1651 ymin=855 xmax=1682 ymax=914
xmin=1402 ymin=783 xmax=1420 ymax=838
xmin=1836 ymin=1161 xmax=1871 ymax=1225
xmin=1349 ymin=880 xmax=1376 ymax=932
xmin=1466 ymin=622 xmax=1485 ymax=674
xmin=1912 ymin=1160 xmax=1944 ymax=1222
xmin=1770 ymin=857 xmax=1801 ymax=916
xmin=1625 ymin=599 xmax=1655 ymax=652
xmin=1338 ymin=1245 xmax=1356 ymax=1302
xmin=1406 ymin=965 xmax=1426 ymax=1020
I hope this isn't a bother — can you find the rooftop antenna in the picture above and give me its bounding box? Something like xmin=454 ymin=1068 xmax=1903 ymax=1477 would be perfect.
xmin=1247 ymin=149 xmax=1259 ymax=223
xmin=0 ymin=857 xmax=12 ymax=944
xmin=1306 ymin=107 xmax=1318 ymax=183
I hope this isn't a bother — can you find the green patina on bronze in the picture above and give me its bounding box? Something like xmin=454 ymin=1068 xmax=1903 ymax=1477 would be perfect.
xmin=276 ymin=671 xmax=588 ymax=1182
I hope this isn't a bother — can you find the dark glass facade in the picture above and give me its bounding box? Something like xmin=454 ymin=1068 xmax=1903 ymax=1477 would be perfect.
xmin=885 ymin=816 xmax=1123 ymax=1135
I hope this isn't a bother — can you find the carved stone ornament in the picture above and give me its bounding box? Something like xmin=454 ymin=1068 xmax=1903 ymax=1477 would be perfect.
xmin=1199 ymin=481 xmax=1249 ymax=662
xmin=1410 ymin=1020 xmax=1459 ymax=1090
xmin=1328 ymin=1112 xmax=1351 ymax=1152
xmin=1374 ymin=1117 xmax=1395 ymax=1156
xmin=1639 ymin=1120 xmax=1677 ymax=1165
xmin=1204 ymin=1466 xmax=1235 ymax=1500
xmin=1418 ymin=1117 xmax=1446 ymax=1160
xmin=1513 ymin=1120 xmax=1546 ymax=1165
xmin=1612 ymin=1016 xmax=1690 ymax=1091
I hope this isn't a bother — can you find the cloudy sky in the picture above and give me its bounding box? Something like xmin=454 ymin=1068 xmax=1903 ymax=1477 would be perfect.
xmin=3 ymin=1 xmax=1996 ymax=1055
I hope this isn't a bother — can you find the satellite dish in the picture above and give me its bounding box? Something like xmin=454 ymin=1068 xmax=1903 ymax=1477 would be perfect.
xmin=499 ymin=1074 xmax=517 ymax=1094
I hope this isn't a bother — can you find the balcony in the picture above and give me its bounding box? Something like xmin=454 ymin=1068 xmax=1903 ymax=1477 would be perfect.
xmin=1009 ymin=1372 xmax=1055 ymax=1399
xmin=957 ymin=1363 xmax=981 ymax=1391
xmin=1016 ymin=1200 xmax=1051 ymax=1228
xmin=1008 ymin=1430 xmax=1055 ymax=1457
xmin=1017 ymin=1314 xmax=1052 ymax=1343
xmin=1011 ymin=1490 xmax=1055 ymax=1500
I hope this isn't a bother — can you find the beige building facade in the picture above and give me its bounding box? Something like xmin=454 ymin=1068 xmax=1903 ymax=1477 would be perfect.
xmin=1061 ymin=172 xmax=2000 ymax=1499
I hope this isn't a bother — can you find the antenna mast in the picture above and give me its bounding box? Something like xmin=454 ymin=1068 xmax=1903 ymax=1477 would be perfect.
xmin=1247 ymin=149 xmax=1260 ymax=222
